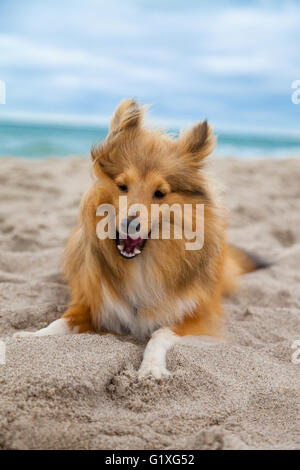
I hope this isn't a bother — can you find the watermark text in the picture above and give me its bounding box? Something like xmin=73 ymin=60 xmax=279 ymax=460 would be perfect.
xmin=0 ymin=341 xmax=6 ymax=365
xmin=291 ymin=340 xmax=300 ymax=365
xmin=291 ymin=80 xmax=300 ymax=104
xmin=0 ymin=80 xmax=6 ymax=104
xmin=96 ymin=197 xmax=205 ymax=251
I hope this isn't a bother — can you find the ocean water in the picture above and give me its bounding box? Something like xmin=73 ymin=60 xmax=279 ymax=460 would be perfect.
xmin=1 ymin=120 xmax=300 ymax=159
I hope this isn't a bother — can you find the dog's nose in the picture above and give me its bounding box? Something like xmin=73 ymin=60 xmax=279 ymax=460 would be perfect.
xmin=121 ymin=217 xmax=140 ymax=235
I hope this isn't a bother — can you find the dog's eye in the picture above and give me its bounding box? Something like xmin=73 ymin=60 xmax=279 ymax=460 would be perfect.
xmin=154 ymin=190 xmax=165 ymax=199
xmin=118 ymin=184 xmax=128 ymax=192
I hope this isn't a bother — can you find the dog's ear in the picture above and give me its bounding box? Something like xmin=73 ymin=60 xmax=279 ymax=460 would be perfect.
xmin=91 ymin=99 xmax=144 ymax=174
xmin=109 ymin=98 xmax=144 ymax=135
xmin=91 ymin=142 xmax=122 ymax=179
xmin=177 ymin=121 xmax=215 ymax=169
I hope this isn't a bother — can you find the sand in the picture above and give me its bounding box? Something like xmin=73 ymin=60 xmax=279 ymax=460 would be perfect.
xmin=0 ymin=155 xmax=299 ymax=450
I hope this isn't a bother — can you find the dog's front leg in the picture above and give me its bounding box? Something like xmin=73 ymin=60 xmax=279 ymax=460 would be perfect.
xmin=13 ymin=303 xmax=92 ymax=338
xmin=138 ymin=327 xmax=180 ymax=379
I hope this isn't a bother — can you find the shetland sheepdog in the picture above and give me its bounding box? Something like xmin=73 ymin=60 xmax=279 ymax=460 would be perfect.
xmin=14 ymin=99 xmax=269 ymax=379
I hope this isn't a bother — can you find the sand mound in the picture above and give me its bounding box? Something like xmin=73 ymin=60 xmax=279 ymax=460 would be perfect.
xmin=0 ymin=156 xmax=299 ymax=449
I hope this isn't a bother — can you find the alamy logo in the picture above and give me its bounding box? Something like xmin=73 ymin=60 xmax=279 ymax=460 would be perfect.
xmin=96 ymin=196 xmax=204 ymax=251
xmin=291 ymin=80 xmax=300 ymax=104
xmin=291 ymin=340 xmax=300 ymax=365
xmin=0 ymin=81 xmax=6 ymax=104
xmin=0 ymin=341 xmax=6 ymax=365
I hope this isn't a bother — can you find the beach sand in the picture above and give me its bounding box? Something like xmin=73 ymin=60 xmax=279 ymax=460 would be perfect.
xmin=0 ymin=155 xmax=299 ymax=450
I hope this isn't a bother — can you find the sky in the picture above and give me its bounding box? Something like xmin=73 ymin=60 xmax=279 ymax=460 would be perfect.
xmin=0 ymin=0 xmax=299 ymax=133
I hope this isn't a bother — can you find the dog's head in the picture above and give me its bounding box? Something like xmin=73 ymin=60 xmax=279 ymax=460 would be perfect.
xmin=92 ymin=98 xmax=216 ymax=260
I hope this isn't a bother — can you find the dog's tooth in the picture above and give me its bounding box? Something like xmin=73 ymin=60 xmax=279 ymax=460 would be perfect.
xmin=134 ymin=248 xmax=141 ymax=254
xmin=117 ymin=245 xmax=123 ymax=250
xmin=120 ymin=249 xmax=137 ymax=258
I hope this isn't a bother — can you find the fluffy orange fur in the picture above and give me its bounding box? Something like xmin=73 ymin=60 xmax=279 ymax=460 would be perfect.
xmin=61 ymin=99 xmax=255 ymax=340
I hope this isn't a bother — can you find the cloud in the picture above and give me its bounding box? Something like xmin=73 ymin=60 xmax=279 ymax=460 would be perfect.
xmin=0 ymin=35 xmax=115 ymax=68
xmin=0 ymin=0 xmax=299 ymax=131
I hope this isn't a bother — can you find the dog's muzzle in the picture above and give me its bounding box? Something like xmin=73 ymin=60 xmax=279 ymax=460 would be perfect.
xmin=116 ymin=217 xmax=148 ymax=259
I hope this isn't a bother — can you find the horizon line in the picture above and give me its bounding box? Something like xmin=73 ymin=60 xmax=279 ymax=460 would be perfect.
xmin=0 ymin=110 xmax=300 ymax=139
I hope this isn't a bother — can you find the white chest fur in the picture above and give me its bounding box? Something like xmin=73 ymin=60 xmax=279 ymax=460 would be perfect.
xmin=98 ymin=259 xmax=197 ymax=339
xmin=99 ymin=283 xmax=156 ymax=338
xmin=98 ymin=259 xmax=165 ymax=338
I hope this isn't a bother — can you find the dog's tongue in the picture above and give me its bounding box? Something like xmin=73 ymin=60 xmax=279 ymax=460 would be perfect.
xmin=122 ymin=236 xmax=143 ymax=254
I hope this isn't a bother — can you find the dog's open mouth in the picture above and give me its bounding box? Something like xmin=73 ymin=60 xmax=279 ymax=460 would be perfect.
xmin=115 ymin=232 xmax=147 ymax=259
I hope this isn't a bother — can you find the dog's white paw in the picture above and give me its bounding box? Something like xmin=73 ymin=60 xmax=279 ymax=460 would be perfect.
xmin=13 ymin=331 xmax=37 ymax=339
xmin=138 ymin=360 xmax=171 ymax=380
xmin=13 ymin=319 xmax=74 ymax=339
